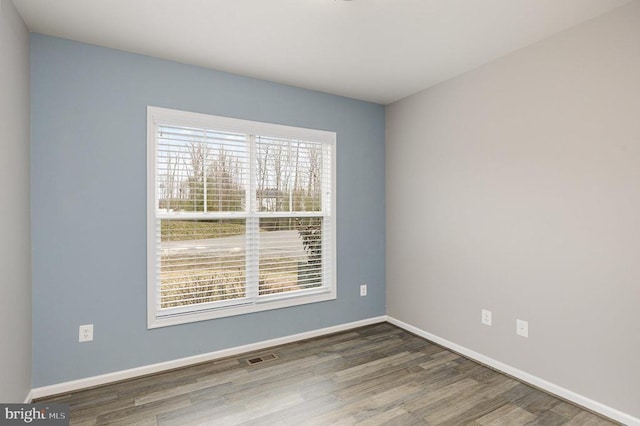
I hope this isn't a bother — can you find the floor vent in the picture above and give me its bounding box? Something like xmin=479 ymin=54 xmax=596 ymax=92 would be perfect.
xmin=246 ymin=353 xmax=278 ymax=365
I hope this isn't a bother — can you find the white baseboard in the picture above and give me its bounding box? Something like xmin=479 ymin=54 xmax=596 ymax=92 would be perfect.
xmin=23 ymin=389 xmax=33 ymax=404
xmin=387 ymin=316 xmax=639 ymax=426
xmin=29 ymin=315 xmax=638 ymax=425
xmin=30 ymin=316 xmax=386 ymax=400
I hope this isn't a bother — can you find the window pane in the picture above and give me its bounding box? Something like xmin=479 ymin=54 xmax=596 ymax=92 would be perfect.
xmin=258 ymin=217 xmax=323 ymax=295
xmin=256 ymin=137 xmax=323 ymax=212
xmin=157 ymin=125 xmax=248 ymax=213
xmin=160 ymin=219 xmax=246 ymax=308
xmin=149 ymin=107 xmax=336 ymax=327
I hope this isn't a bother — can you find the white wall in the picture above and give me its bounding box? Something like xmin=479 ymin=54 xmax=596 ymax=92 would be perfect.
xmin=0 ymin=0 xmax=31 ymax=402
xmin=386 ymin=1 xmax=640 ymax=420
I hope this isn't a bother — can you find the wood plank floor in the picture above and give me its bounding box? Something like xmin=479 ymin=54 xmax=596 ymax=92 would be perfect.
xmin=37 ymin=323 xmax=619 ymax=425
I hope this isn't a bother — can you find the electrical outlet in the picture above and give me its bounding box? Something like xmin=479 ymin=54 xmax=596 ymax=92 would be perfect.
xmin=516 ymin=319 xmax=528 ymax=337
xmin=360 ymin=284 xmax=367 ymax=296
xmin=79 ymin=324 xmax=93 ymax=342
xmin=481 ymin=309 xmax=492 ymax=326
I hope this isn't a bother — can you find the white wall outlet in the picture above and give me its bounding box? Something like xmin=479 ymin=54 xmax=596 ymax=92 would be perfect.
xmin=360 ymin=284 xmax=367 ymax=296
xmin=516 ymin=319 xmax=528 ymax=337
xmin=79 ymin=324 xmax=94 ymax=342
xmin=481 ymin=309 xmax=492 ymax=326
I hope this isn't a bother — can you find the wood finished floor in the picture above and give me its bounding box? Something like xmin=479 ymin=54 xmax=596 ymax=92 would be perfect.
xmin=37 ymin=323 xmax=619 ymax=425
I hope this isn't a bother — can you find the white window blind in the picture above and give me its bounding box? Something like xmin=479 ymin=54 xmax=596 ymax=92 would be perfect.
xmin=147 ymin=107 xmax=336 ymax=328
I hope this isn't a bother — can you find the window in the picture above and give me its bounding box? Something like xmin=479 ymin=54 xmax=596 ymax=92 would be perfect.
xmin=147 ymin=107 xmax=336 ymax=328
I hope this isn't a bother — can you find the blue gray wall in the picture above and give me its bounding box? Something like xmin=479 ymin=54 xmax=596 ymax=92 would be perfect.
xmin=31 ymin=34 xmax=385 ymax=387
xmin=0 ymin=0 xmax=31 ymax=402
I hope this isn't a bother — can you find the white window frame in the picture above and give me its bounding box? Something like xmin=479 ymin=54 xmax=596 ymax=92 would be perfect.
xmin=147 ymin=106 xmax=337 ymax=328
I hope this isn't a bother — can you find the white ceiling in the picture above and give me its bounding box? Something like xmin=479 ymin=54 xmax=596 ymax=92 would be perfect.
xmin=12 ymin=0 xmax=632 ymax=104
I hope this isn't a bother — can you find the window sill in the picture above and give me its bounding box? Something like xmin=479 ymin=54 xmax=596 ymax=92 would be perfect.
xmin=148 ymin=289 xmax=336 ymax=329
